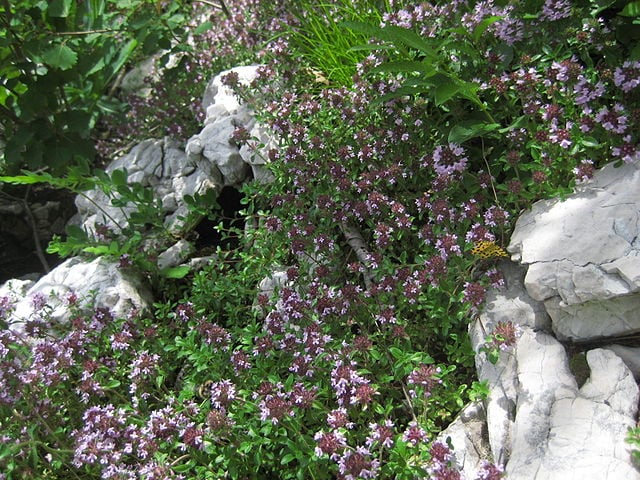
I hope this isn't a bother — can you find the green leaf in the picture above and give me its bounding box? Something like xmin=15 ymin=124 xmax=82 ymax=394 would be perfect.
xmin=48 ymin=0 xmax=72 ymax=17
xmin=371 ymin=60 xmax=436 ymax=77
xmin=110 ymin=168 xmax=128 ymax=187
xmin=42 ymin=44 xmax=78 ymax=70
xmin=380 ymin=25 xmax=439 ymax=58
xmin=448 ymin=122 xmax=500 ymax=143
xmin=620 ymin=1 xmax=640 ymax=17
xmin=104 ymin=379 xmax=121 ymax=389
xmin=472 ymin=15 xmax=503 ymax=43
xmin=161 ymin=265 xmax=191 ymax=279
xmin=83 ymin=244 xmax=112 ymax=255
xmin=434 ymin=79 xmax=462 ymax=106
xmin=194 ymin=20 xmax=213 ymax=35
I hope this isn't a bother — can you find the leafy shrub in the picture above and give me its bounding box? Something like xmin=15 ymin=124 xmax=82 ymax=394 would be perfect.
xmin=0 ymin=0 xmax=193 ymax=174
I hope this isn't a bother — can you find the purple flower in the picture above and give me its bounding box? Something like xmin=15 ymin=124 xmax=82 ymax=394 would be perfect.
xmin=595 ymin=104 xmax=628 ymax=133
xmin=573 ymin=76 xmax=605 ymax=106
xmin=327 ymin=408 xmax=354 ymax=429
xmin=407 ymin=364 xmax=442 ymax=398
xmin=540 ymin=0 xmax=572 ymax=21
xmin=30 ymin=292 xmax=47 ymax=311
xmin=483 ymin=206 xmax=509 ymax=227
xmin=614 ymin=60 xmax=640 ymax=92
xmin=209 ymin=380 xmax=236 ymax=409
xmin=573 ymin=159 xmax=595 ymax=183
xmin=197 ymin=320 xmax=231 ymax=349
xmin=337 ymin=446 xmax=380 ymax=480
xmin=435 ymin=233 xmax=462 ymax=259
xmin=230 ymin=350 xmax=251 ymax=374
xmin=490 ymin=321 xmax=522 ymax=351
xmin=175 ymin=302 xmax=195 ymax=322
xmin=463 ymin=281 xmax=487 ymax=310
xmin=611 ymin=136 xmax=640 ymax=164
xmin=477 ymin=460 xmax=505 ymax=479
xmin=259 ymin=393 xmax=294 ymax=424
xmin=314 ymin=430 xmax=347 ymax=459
xmin=433 ymin=144 xmax=468 ymax=176
xmin=402 ymin=421 xmax=428 ymax=446
xmin=366 ymin=420 xmax=395 ymax=449
xmin=0 ymin=296 xmax=14 ymax=321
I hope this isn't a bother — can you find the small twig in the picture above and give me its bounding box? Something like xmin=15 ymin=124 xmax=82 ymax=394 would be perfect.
xmin=340 ymin=220 xmax=375 ymax=290
xmin=480 ymin=138 xmax=499 ymax=205
xmin=195 ymin=0 xmax=230 ymax=17
xmin=0 ymin=187 xmax=51 ymax=273
xmin=22 ymin=189 xmax=51 ymax=274
xmin=52 ymin=28 xmax=116 ymax=36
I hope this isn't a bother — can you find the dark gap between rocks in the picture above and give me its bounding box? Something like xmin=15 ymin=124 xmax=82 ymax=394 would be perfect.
xmin=194 ymin=185 xmax=245 ymax=253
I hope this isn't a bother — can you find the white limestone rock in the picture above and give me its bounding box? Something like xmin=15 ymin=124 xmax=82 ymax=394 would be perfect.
xmin=5 ymin=257 xmax=152 ymax=336
xmin=193 ymin=65 xmax=276 ymax=185
xmin=201 ymin=65 xmax=261 ymax=115
xmin=438 ymin=401 xmax=491 ymax=477
xmin=508 ymin=160 xmax=640 ymax=341
xmin=507 ymin=348 xmax=639 ymax=480
xmin=157 ymin=239 xmax=196 ymax=271
xmin=239 ymin=121 xmax=277 ymax=184
xmin=604 ymin=344 xmax=640 ymax=380
xmin=470 ymin=261 xmax=550 ymax=465
xmin=196 ymin=118 xmax=250 ymax=186
xmin=545 ymin=294 xmax=640 ymax=340
xmin=74 ymin=137 xmax=222 ymax=236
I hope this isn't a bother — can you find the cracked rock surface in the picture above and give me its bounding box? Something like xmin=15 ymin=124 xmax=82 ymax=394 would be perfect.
xmin=508 ymin=160 xmax=640 ymax=341
xmin=466 ymin=260 xmax=640 ymax=480
xmin=464 ymin=181 xmax=640 ymax=478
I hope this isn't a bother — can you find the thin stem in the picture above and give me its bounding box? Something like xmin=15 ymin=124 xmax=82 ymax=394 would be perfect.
xmin=480 ymin=138 xmax=499 ymax=205
xmin=76 ymin=191 xmax=126 ymax=232
xmin=196 ymin=0 xmax=230 ymax=17
xmin=23 ymin=187 xmax=51 ymax=273
xmin=52 ymin=28 xmax=115 ymax=35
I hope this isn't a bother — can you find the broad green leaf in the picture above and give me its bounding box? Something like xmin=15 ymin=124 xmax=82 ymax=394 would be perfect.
xmin=433 ymin=78 xmax=462 ymax=106
xmin=110 ymin=168 xmax=128 ymax=187
xmin=621 ymin=1 xmax=640 ymax=17
xmin=48 ymin=0 xmax=72 ymax=17
xmin=82 ymin=244 xmax=111 ymax=255
xmin=161 ymin=265 xmax=191 ymax=279
xmin=194 ymin=21 xmax=213 ymax=35
xmin=448 ymin=122 xmax=500 ymax=144
xmin=371 ymin=60 xmax=436 ymax=76
xmin=42 ymin=44 xmax=78 ymax=70
xmin=380 ymin=25 xmax=439 ymax=59
xmin=66 ymin=224 xmax=89 ymax=241
xmin=472 ymin=15 xmax=503 ymax=43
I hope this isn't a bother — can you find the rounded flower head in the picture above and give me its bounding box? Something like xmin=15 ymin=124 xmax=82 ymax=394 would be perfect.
xmin=433 ymin=144 xmax=468 ymax=176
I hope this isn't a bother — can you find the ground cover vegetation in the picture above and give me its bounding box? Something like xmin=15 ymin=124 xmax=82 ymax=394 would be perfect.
xmin=1 ymin=0 xmax=640 ymax=478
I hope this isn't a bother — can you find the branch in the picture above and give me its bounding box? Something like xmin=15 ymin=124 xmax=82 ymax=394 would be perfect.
xmin=195 ymin=0 xmax=230 ymax=17
xmin=52 ymin=28 xmax=116 ymax=36
xmin=340 ymin=220 xmax=375 ymax=290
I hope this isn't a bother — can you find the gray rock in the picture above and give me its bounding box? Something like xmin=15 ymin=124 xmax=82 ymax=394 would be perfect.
xmin=201 ymin=65 xmax=261 ymax=114
xmin=507 ymin=348 xmax=639 ymax=480
xmin=198 ymin=118 xmax=249 ymax=186
xmin=603 ymin=344 xmax=640 ymax=380
xmin=157 ymin=239 xmax=196 ymax=270
xmin=187 ymin=65 xmax=276 ymax=187
xmin=470 ymin=261 xmax=550 ymax=465
xmin=6 ymin=257 xmax=152 ymax=336
xmin=545 ymin=294 xmax=640 ymax=341
xmin=438 ymin=401 xmax=491 ymax=477
xmin=75 ymin=137 xmax=222 ymax=236
xmin=508 ymin=160 xmax=640 ymax=341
